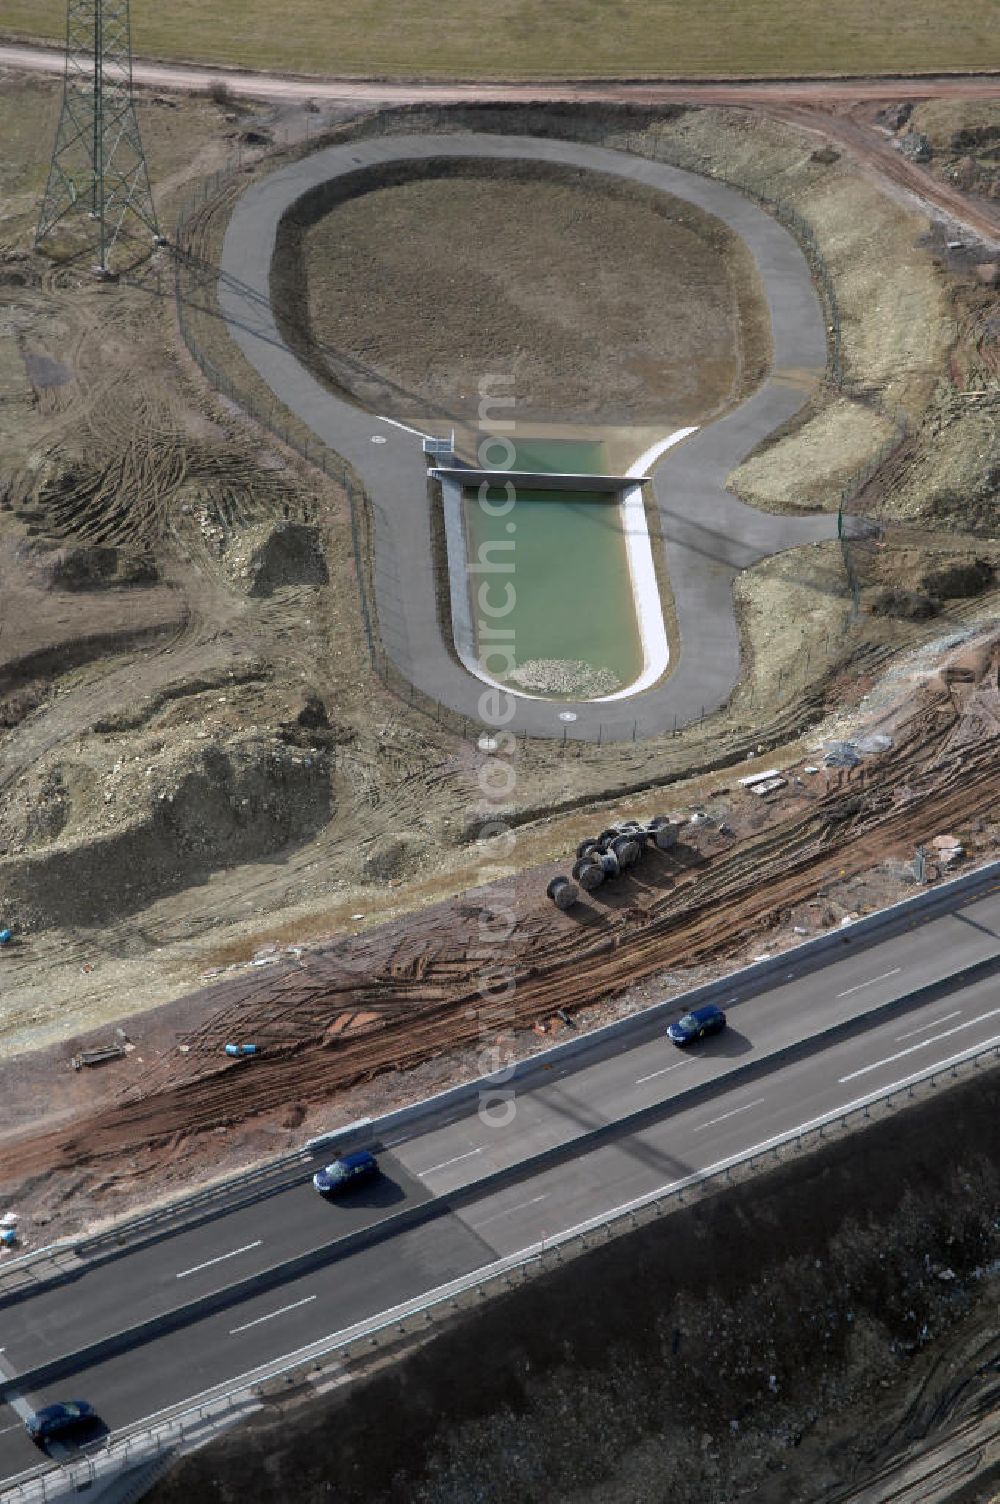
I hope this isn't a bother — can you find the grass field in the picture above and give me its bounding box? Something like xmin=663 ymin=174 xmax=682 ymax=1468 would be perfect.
xmin=1 ymin=0 xmax=997 ymax=80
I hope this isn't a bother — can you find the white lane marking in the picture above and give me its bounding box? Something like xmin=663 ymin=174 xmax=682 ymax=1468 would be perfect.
xmin=229 ymin=1295 xmax=316 ymax=1336
xmin=532 ymin=1037 xmax=1000 ymax=1253
xmin=636 ymin=1062 xmax=686 ymax=1085
xmin=176 ymin=1240 xmax=262 ymax=1279
xmin=836 ymin=967 xmax=902 ymax=999
xmin=896 ymin=1010 xmax=962 ymax=1042
xmin=377 ymin=414 xmax=432 ymax=439
xmin=0 ymin=1421 xmax=24 ymax=1436
xmin=422 ymin=1147 xmax=484 ymax=1175
xmin=694 ymin=1098 xmax=766 ymax=1132
xmin=474 ymin=1195 xmax=548 ymax=1229
xmin=839 ymin=1006 xmax=1000 ymax=1083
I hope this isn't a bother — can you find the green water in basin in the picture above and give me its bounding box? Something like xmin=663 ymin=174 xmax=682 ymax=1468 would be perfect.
xmin=507 ymin=437 xmax=608 ymax=475
xmin=463 ymin=485 xmax=643 ymax=700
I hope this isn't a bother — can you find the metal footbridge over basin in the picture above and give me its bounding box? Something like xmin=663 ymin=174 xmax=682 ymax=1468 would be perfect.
xmin=430 ymin=467 xmax=648 ymax=494
xmin=218 ymin=132 xmax=839 ymax=739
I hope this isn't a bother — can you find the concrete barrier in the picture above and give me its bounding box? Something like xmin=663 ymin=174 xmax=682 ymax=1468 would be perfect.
xmin=315 ymin=859 xmax=1000 ymax=1153
xmin=3 ymin=860 xmax=995 ymax=1313
xmin=4 ymin=949 xmax=997 ymax=1403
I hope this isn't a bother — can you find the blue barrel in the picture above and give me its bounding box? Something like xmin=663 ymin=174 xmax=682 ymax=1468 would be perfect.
xmin=0 ymin=1229 xmax=17 ymax=1247
xmin=224 ymin=1043 xmax=241 ymax=1057
xmin=0 ymin=929 xmax=11 ymax=945
xmin=240 ymin=1043 xmax=258 ymax=1056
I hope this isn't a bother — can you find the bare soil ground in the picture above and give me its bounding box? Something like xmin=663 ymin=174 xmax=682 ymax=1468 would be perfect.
xmin=299 ymin=161 xmax=770 ymax=426
xmin=1 ymin=625 xmax=997 ymax=1246
xmin=0 ymin=88 xmax=997 ymax=1249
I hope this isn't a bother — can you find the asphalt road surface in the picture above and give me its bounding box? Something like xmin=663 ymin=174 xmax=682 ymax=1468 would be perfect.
xmin=1 ymin=876 xmax=997 ymax=1479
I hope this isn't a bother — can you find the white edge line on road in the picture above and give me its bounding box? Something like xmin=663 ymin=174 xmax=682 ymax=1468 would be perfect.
xmin=229 ymin=1295 xmax=316 ymax=1336
xmin=839 ymin=1007 xmax=1000 ymax=1083
xmin=376 ymin=414 xmax=433 ymax=440
xmin=895 ymin=1009 xmax=962 ymax=1042
xmin=53 ymin=1032 xmax=1000 ymax=1451
xmin=422 ymin=1147 xmax=484 ymax=1175
xmin=836 ymin=967 xmax=902 ymax=999
xmin=694 ymin=1097 xmax=766 ymax=1132
xmin=636 ymin=1062 xmax=686 ymax=1084
xmin=544 ymin=1034 xmax=1000 ymax=1246
xmin=176 ymin=1240 xmax=263 ymax=1280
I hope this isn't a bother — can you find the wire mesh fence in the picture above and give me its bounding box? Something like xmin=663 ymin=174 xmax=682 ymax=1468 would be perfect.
xmin=170 ymin=113 xmax=912 ymax=741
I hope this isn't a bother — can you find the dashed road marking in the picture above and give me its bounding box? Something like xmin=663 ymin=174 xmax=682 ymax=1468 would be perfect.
xmin=635 ymin=1062 xmax=685 ymax=1085
xmin=836 ymin=968 xmax=901 ymax=999
xmin=176 ymin=1240 xmax=263 ymax=1279
xmin=896 ymin=1010 xmax=962 ymax=1042
xmin=229 ymin=1295 xmax=316 ymax=1336
xmin=422 ymin=1147 xmax=484 ymax=1175
xmin=694 ymin=1098 xmax=766 ymax=1132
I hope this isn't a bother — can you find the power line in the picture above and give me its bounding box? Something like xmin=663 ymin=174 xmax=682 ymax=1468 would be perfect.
xmin=36 ymin=0 xmax=160 ymax=272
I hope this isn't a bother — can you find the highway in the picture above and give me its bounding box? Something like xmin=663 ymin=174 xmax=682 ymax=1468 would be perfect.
xmin=0 ymin=875 xmax=998 ymax=1479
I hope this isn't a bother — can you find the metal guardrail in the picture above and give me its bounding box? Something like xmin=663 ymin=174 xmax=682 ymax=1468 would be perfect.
xmin=5 ymin=949 xmax=998 ymax=1406
xmin=3 ymin=859 xmax=997 ymax=1308
xmin=5 ymin=1031 xmax=999 ymax=1502
xmin=0 ymin=1149 xmax=311 ymax=1301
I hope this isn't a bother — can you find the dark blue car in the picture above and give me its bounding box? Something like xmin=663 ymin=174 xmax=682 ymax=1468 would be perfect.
xmin=312 ymin=1149 xmax=379 ymax=1195
xmin=667 ymin=1003 xmax=727 ymax=1047
xmin=25 ymin=1400 xmax=95 ymax=1444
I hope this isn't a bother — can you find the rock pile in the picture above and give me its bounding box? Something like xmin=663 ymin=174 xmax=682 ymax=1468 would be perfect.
xmin=507 ymin=658 xmax=621 ymax=698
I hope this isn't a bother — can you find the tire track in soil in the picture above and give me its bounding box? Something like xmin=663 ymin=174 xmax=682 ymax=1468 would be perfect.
xmin=5 ymin=670 xmax=996 ymax=1182
xmin=766 ymin=104 xmax=1000 ymax=245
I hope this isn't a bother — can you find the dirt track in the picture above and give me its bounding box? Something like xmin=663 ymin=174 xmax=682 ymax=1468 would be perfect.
xmin=2 ymin=44 xmax=1000 ymax=105
xmin=769 ymin=102 xmax=1000 ymax=243
xmin=4 ymin=47 xmax=996 ymax=256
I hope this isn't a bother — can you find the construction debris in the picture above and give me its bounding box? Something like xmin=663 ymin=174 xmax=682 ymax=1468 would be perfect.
xmin=746 ymin=776 xmax=788 ymax=797
xmin=551 ymin=815 xmax=681 ymax=902
xmin=71 ymin=1041 xmax=127 ymax=1071
xmin=930 ymin=834 xmax=965 ymax=867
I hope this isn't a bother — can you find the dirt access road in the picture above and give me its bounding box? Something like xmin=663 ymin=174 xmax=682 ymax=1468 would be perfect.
xmin=4 ymin=45 xmax=998 ymax=243
xmin=2 ymin=43 xmax=998 ymax=107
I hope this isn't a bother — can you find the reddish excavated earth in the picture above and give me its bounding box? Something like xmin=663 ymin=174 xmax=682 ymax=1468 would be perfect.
xmin=1 ymin=636 xmax=997 ymax=1225
xmin=769 ymin=102 xmax=1000 ymax=242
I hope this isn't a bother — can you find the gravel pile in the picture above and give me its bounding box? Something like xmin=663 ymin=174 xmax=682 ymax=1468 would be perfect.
xmin=507 ymin=658 xmax=622 ymax=698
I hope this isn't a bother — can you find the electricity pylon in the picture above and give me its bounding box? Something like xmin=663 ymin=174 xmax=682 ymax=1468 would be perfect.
xmin=36 ymin=0 xmax=160 ymax=271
